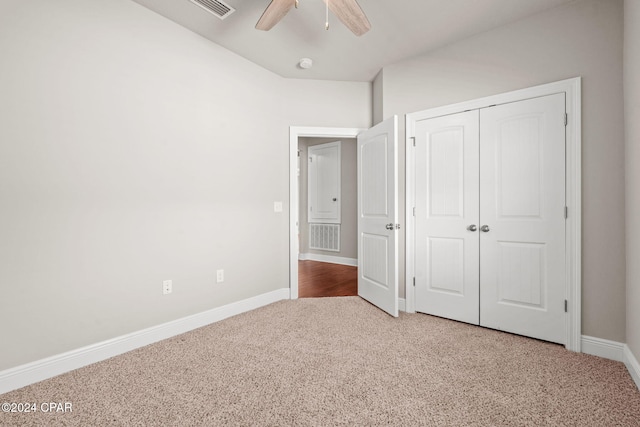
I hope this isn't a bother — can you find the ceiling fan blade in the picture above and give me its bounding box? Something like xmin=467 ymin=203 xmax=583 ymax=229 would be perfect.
xmin=256 ymin=0 xmax=296 ymax=31
xmin=323 ymin=0 xmax=371 ymax=36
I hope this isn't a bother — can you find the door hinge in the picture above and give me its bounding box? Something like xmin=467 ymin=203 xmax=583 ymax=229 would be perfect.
xmin=413 ymin=207 xmax=416 ymax=216
xmin=564 ymin=299 xmax=568 ymax=312
xmin=308 ymin=156 xmax=312 ymax=163
xmin=564 ymin=206 xmax=568 ymax=219
xmin=411 ymin=137 xmax=416 ymax=147
xmin=413 ymin=277 xmax=416 ymax=287
xmin=564 ymin=113 xmax=568 ymax=126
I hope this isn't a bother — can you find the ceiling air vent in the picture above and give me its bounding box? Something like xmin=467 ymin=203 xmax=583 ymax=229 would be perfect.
xmin=189 ymin=0 xmax=235 ymax=20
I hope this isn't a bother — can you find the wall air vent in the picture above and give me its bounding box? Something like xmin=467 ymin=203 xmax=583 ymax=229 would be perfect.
xmin=189 ymin=0 xmax=235 ymax=20
xmin=309 ymin=224 xmax=340 ymax=252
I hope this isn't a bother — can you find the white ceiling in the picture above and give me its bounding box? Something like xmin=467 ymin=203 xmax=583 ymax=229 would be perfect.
xmin=131 ymin=0 xmax=574 ymax=82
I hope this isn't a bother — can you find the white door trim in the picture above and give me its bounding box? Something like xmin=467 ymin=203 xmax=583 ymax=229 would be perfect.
xmin=405 ymin=77 xmax=582 ymax=351
xmin=289 ymin=126 xmax=366 ymax=299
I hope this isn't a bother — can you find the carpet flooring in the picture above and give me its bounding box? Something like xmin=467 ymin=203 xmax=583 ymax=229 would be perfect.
xmin=1 ymin=297 xmax=639 ymax=426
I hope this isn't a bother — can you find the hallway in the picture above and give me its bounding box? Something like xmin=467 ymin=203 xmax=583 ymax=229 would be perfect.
xmin=298 ymin=260 xmax=357 ymax=298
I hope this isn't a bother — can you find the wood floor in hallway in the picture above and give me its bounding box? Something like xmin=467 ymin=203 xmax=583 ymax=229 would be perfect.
xmin=298 ymin=260 xmax=357 ymax=298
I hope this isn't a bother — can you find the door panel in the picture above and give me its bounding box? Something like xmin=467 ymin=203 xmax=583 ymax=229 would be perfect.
xmin=414 ymin=110 xmax=480 ymax=324
xmin=428 ymin=237 xmax=465 ymax=294
xmin=361 ymin=233 xmax=389 ymax=290
xmin=496 ymin=242 xmax=545 ymax=308
xmin=479 ymin=93 xmax=566 ymax=344
xmin=496 ymin=116 xmax=542 ymax=218
xmin=361 ymin=138 xmax=388 ymax=217
xmin=358 ymin=116 xmax=398 ymax=317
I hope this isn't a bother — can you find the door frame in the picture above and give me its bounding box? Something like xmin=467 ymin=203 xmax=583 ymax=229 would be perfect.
xmin=289 ymin=126 xmax=366 ymax=299
xmin=405 ymin=77 xmax=582 ymax=351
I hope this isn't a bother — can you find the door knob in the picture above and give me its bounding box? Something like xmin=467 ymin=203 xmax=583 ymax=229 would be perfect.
xmin=467 ymin=224 xmax=477 ymax=232
xmin=332 ymin=198 xmax=337 ymax=201
xmin=385 ymin=223 xmax=394 ymax=230
xmin=480 ymin=225 xmax=490 ymax=232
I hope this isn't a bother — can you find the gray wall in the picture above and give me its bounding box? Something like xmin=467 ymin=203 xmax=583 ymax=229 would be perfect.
xmin=0 ymin=0 xmax=371 ymax=371
xmin=298 ymin=138 xmax=358 ymax=260
xmin=378 ymin=0 xmax=626 ymax=342
xmin=625 ymin=0 xmax=640 ymax=361
xmin=372 ymin=70 xmax=384 ymax=126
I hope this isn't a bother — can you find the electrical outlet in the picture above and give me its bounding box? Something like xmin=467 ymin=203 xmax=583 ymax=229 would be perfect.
xmin=163 ymin=280 xmax=172 ymax=295
xmin=274 ymin=201 xmax=283 ymax=212
xmin=216 ymin=269 xmax=224 ymax=283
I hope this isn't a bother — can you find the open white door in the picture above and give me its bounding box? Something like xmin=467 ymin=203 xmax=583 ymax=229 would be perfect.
xmin=357 ymin=116 xmax=399 ymax=317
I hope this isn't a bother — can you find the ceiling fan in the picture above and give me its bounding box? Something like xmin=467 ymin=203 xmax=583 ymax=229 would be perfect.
xmin=256 ymin=0 xmax=371 ymax=36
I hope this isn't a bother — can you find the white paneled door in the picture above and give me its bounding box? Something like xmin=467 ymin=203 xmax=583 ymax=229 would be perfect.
xmin=414 ymin=94 xmax=566 ymax=344
xmin=414 ymin=110 xmax=480 ymax=324
xmin=357 ymin=116 xmax=399 ymax=317
xmin=308 ymin=141 xmax=341 ymax=224
xmin=479 ymin=94 xmax=566 ymax=343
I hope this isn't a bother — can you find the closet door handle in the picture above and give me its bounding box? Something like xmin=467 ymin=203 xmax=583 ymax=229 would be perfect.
xmin=480 ymin=225 xmax=490 ymax=232
xmin=467 ymin=225 xmax=477 ymax=232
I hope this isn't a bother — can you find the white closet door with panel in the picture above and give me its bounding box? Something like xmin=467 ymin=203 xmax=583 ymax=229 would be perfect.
xmin=479 ymin=93 xmax=566 ymax=344
xmin=414 ymin=94 xmax=566 ymax=344
xmin=414 ymin=110 xmax=480 ymax=324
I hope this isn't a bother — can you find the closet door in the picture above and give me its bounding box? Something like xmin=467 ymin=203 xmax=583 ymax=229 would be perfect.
xmin=414 ymin=111 xmax=480 ymax=324
xmin=479 ymin=94 xmax=566 ymax=344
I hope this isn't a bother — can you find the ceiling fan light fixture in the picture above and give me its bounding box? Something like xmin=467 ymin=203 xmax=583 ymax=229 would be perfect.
xmin=256 ymin=0 xmax=370 ymax=36
xmin=299 ymin=58 xmax=313 ymax=69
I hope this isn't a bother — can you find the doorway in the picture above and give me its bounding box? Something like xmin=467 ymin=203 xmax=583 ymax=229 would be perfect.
xmin=289 ymin=127 xmax=364 ymax=300
xmin=297 ymin=137 xmax=358 ymax=298
xmin=289 ymin=119 xmax=400 ymax=316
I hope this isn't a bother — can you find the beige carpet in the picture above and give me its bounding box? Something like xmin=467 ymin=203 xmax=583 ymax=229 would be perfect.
xmin=1 ymin=297 xmax=639 ymax=426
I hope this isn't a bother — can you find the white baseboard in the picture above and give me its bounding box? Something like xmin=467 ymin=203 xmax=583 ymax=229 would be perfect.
xmin=581 ymin=335 xmax=640 ymax=391
xmin=399 ymin=298 xmax=406 ymax=312
xmin=581 ymin=335 xmax=625 ymax=361
xmin=298 ymin=253 xmax=357 ymax=267
xmin=0 ymin=288 xmax=290 ymax=396
xmin=624 ymin=345 xmax=640 ymax=390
